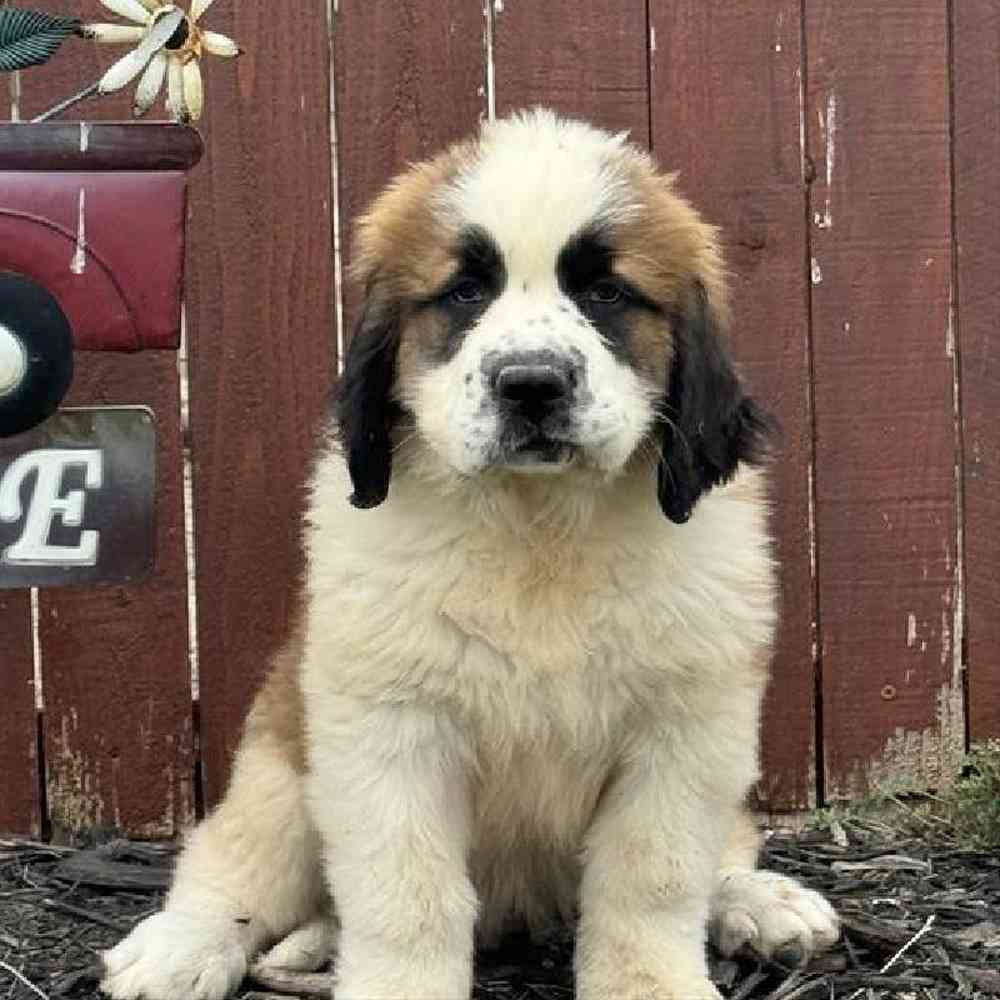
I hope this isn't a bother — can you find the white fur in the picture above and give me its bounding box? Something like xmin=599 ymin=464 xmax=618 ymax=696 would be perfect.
xmin=101 ymin=109 xmax=837 ymax=1000
xmin=712 ymin=869 xmax=841 ymax=963
xmin=445 ymin=109 xmax=638 ymax=265
xmin=256 ymin=916 xmax=338 ymax=973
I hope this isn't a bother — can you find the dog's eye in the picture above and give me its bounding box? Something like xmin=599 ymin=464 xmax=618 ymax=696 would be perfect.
xmin=449 ymin=278 xmax=487 ymax=305
xmin=586 ymin=280 xmax=625 ymax=306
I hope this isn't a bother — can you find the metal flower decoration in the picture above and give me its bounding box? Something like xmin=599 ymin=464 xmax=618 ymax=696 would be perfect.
xmin=0 ymin=3 xmax=241 ymax=123
xmin=84 ymin=0 xmax=242 ymax=122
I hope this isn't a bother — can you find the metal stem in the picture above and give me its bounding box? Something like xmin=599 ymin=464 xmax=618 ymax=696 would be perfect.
xmin=31 ymin=81 xmax=101 ymax=123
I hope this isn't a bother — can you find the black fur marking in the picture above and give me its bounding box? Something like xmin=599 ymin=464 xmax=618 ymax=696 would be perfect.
xmin=557 ymin=224 xmax=658 ymax=361
xmin=557 ymin=225 xmax=615 ymax=296
xmin=432 ymin=225 xmax=506 ymax=359
xmin=656 ymin=282 xmax=774 ymax=524
xmin=336 ymin=282 xmax=403 ymax=509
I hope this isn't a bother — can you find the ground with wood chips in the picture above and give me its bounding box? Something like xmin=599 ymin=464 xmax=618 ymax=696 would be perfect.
xmin=1 ymin=820 xmax=998 ymax=1000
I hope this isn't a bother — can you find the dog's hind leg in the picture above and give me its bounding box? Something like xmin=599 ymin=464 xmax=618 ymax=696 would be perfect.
xmin=709 ymin=809 xmax=839 ymax=967
xmin=101 ymin=629 xmax=326 ymax=1000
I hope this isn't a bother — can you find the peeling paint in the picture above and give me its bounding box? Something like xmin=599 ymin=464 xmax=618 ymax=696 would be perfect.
xmin=940 ymin=604 xmax=952 ymax=670
xmin=810 ymin=257 xmax=822 ymax=284
xmin=856 ymin=682 xmax=965 ymax=795
xmin=806 ymin=464 xmax=818 ymax=605
xmin=30 ymin=588 xmax=43 ymax=710
xmin=906 ymin=612 xmax=917 ymax=648
xmin=483 ymin=0 xmax=496 ymax=123
xmin=842 ymin=321 xmax=851 ymax=336
xmin=649 ymin=26 xmax=656 ymax=54
xmin=79 ymin=121 xmax=90 ymax=153
xmin=9 ymin=70 xmax=21 ymax=122
xmin=70 ymin=188 xmax=87 ymax=275
xmin=49 ymin=719 xmax=106 ymax=835
xmin=796 ymin=67 xmax=807 ymax=184
xmin=815 ymin=92 xmax=837 ymax=229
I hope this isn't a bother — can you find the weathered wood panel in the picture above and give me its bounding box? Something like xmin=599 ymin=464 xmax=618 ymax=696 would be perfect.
xmin=335 ymin=1 xmax=487 ymax=327
xmin=185 ymin=2 xmax=337 ymax=806
xmin=0 ymin=594 xmax=39 ymax=836
xmin=651 ymin=3 xmax=817 ymax=809
xmin=493 ymin=2 xmax=649 ymax=145
xmin=1 ymin=76 xmax=42 ymax=838
xmin=35 ymin=355 xmax=194 ymax=840
xmin=806 ymin=2 xmax=961 ymax=797
xmin=17 ymin=25 xmax=195 ymax=840
xmin=953 ymin=2 xmax=1000 ymax=743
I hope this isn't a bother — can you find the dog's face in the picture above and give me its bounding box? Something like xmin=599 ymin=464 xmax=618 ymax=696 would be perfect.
xmin=339 ymin=110 xmax=769 ymax=523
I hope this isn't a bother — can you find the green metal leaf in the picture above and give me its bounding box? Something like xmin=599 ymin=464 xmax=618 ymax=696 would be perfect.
xmin=0 ymin=7 xmax=81 ymax=72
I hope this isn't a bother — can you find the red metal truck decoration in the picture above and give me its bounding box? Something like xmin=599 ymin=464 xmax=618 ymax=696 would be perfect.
xmin=0 ymin=3 xmax=238 ymax=587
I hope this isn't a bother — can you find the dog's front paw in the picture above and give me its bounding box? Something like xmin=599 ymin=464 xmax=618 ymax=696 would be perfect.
xmin=579 ymin=968 xmax=722 ymax=1000
xmin=711 ymin=869 xmax=840 ymax=966
xmin=101 ymin=910 xmax=248 ymax=1000
xmin=256 ymin=916 xmax=337 ymax=973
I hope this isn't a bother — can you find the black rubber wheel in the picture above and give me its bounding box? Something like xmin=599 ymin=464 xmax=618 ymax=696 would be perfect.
xmin=0 ymin=271 xmax=74 ymax=438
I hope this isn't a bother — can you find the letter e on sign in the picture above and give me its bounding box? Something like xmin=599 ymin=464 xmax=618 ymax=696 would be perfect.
xmin=0 ymin=408 xmax=156 ymax=589
xmin=0 ymin=449 xmax=103 ymax=566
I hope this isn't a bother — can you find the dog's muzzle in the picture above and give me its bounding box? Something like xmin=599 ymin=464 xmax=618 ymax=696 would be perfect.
xmin=484 ymin=350 xmax=583 ymax=464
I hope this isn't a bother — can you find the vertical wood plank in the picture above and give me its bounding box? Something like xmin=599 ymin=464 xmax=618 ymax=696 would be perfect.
xmin=952 ymin=0 xmax=1000 ymax=742
xmin=1 ymin=72 xmax=41 ymax=838
xmin=335 ymin=1 xmax=487 ymax=327
xmin=806 ymin=2 xmax=961 ymax=797
xmin=493 ymin=2 xmax=649 ymax=144
xmin=0 ymin=595 xmax=39 ymax=835
xmin=185 ymin=2 xmax=336 ymax=805
xmin=17 ymin=8 xmax=195 ymax=839
xmin=651 ymin=3 xmax=817 ymax=809
xmin=35 ymin=356 xmax=194 ymax=839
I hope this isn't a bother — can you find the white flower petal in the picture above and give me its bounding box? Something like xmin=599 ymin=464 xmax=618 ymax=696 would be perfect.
xmin=189 ymin=0 xmax=215 ymax=24
xmin=182 ymin=59 xmax=204 ymax=121
xmin=96 ymin=8 xmax=182 ymax=94
xmin=98 ymin=0 xmax=153 ymax=25
xmin=81 ymin=23 xmax=146 ymax=44
xmin=166 ymin=56 xmax=185 ymax=121
xmin=133 ymin=50 xmax=167 ymax=116
xmin=136 ymin=0 xmax=163 ymax=9
xmin=201 ymin=30 xmax=241 ymax=58
xmin=99 ymin=47 xmax=154 ymax=92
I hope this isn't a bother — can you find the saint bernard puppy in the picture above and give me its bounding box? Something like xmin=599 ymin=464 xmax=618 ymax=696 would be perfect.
xmin=102 ymin=109 xmax=838 ymax=1000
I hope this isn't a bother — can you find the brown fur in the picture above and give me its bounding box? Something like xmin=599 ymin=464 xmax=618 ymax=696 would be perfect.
xmin=244 ymin=613 xmax=308 ymax=774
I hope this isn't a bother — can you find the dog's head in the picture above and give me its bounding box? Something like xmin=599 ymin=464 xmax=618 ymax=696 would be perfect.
xmin=339 ymin=109 xmax=770 ymax=523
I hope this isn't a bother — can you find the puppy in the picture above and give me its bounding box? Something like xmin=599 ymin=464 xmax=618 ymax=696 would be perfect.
xmin=101 ymin=108 xmax=838 ymax=1000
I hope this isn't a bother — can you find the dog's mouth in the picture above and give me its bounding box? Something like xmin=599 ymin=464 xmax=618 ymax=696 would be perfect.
xmin=496 ymin=432 xmax=577 ymax=471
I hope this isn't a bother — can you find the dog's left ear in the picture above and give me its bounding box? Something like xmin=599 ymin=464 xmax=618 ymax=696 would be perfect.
xmin=657 ymin=281 xmax=773 ymax=524
xmin=336 ymin=282 xmax=402 ymax=509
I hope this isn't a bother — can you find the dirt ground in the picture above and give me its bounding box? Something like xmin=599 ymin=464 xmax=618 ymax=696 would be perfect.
xmin=1 ymin=818 xmax=998 ymax=1000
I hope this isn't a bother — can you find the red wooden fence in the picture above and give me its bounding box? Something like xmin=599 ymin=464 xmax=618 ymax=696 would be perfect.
xmin=1 ymin=0 xmax=997 ymax=839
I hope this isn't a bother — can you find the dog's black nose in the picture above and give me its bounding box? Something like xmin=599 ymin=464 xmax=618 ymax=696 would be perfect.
xmin=495 ymin=364 xmax=571 ymax=421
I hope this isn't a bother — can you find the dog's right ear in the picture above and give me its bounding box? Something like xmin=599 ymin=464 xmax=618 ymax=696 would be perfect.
xmin=336 ymin=281 xmax=402 ymax=509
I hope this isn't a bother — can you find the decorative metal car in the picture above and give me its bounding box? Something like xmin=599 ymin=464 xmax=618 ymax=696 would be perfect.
xmin=0 ymin=121 xmax=203 ymax=588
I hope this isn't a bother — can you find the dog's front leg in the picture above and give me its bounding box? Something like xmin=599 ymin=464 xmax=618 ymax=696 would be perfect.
xmin=576 ymin=729 xmax=745 ymax=1000
xmin=306 ymin=696 xmax=477 ymax=1000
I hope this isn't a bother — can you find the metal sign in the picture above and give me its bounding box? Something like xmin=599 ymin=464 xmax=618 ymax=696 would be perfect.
xmin=0 ymin=407 xmax=155 ymax=589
